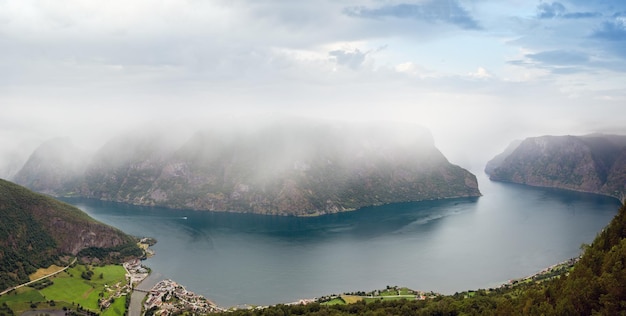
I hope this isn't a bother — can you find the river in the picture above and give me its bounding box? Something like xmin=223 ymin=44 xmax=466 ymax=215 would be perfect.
xmin=63 ymin=174 xmax=621 ymax=307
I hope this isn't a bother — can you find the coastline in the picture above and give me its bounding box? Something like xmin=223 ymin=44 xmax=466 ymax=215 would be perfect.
xmin=60 ymin=194 xmax=481 ymax=218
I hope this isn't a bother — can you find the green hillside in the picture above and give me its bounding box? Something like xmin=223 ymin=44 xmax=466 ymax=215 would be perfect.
xmin=0 ymin=179 xmax=141 ymax=291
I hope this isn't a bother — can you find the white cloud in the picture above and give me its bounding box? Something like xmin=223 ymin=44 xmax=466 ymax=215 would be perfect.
xmin=467 ymin=67 xmax=492 ymax=79
xmin=1 ymin=0 xmax=626 ymax=174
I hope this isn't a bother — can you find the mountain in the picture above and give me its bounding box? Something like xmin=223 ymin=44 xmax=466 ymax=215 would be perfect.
xmin=0 ymin=179 xmax=141 ymax=290
xmin=12 ymin=137 xmax=90 ymax=196
xmin=15 ymin=120 xmax=480 ymax=216
xmin=486 ymin=134 xmax=626 ymax=201
xmin=0 ymin=140 xmax=40 ymax=180
xmin=484 ymin=139 xmax=521 ymax=176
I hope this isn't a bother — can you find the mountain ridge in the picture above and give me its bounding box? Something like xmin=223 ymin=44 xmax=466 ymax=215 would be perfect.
xmin=486 ymin=134 xmax=626 ymax=201
xmin=13 ymin=120 xmax=481 ymax=216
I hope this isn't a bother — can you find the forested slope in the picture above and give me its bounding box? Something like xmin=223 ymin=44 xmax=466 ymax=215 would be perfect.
xmin=0 ymin=179 xmax=141 ymax=291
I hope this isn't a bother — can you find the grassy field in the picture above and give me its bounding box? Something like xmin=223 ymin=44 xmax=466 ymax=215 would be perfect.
xmin=0 ymin=287 xmax=45 ymax=304
xmin=321 ymin=287 xmax=420 ymax=306
xmin=29 ymin=265 xmax=65 ymax=281
xmin=378 ymin=287 xmax=413 ymax=296
xmin=0 ymin=264 xmax=128 ymax=315
xmin=321 ymin=297 xmax=346 ymax=305
xmin=41 ymin=265 xmax=127 ymax=310
xmin=339 ymin=295 xmax=362 ymax=304
xmin=102 ymin=295 xmax=127 ymax=316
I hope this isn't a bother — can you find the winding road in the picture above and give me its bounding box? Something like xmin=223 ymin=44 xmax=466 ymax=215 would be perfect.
xmin=0 ymin=258 xmax=77 ymax=296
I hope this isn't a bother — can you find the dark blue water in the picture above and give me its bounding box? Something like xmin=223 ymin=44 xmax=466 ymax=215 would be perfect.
xmin=63 ymin=174 xmax=621 ymax=307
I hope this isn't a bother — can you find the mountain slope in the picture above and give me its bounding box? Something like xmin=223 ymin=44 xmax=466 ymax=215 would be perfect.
xmin=486 ymin=134 xmax=626 ymax=201
xmin=77 ymin=121 xmax=480 ymax=215
xmin=12 ymin=138 xmax=90 ymax=195
xmin=14 ymin=120 xmax=480 ymax=216
xmin=0 ymin=179 xmax=140 ymax=290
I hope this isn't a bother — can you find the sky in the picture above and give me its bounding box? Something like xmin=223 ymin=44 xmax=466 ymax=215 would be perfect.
xmin=1 ymin=0 xmax=626 ymax=174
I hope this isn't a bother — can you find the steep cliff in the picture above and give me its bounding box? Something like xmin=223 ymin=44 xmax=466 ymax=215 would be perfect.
xmin=16 ymin=120 xmax=481 ymax=216
xmin=487 ymin=134 xmax=626 ymax=201
xmin=484 ymin=139 xmax=521 ymax=175
xmin=0 ymin=179 xmax=140 ymax=290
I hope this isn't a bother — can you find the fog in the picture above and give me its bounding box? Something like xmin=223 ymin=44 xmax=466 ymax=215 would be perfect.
xmin=2 ymin=0 xmax=626 ymax=178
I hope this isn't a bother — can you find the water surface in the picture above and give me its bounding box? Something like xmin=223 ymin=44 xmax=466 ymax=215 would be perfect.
xmin=64 ymin=175 xmax=621 ymax=306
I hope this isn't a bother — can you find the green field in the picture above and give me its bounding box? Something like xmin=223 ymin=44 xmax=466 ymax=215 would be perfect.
xmin=321 ymin=297 xmax=346 ymax=306
xmin=0 ymin=264 xmax=128 ymax=315
xmin=320 ymin=287 xmax=420 ymax=306
xmin=102 ymin=295 xmax=127 ymax=316
xmin=363 ymin=296 xmax=414 ymax=303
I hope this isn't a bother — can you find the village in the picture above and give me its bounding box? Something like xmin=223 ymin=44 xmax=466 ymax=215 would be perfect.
xmin=143 ymin=279 xmax=225 ymax=315
xmin=91 ymin=259 xmax=151 ymax=311
xmin=124 ymin=258 xmax=150 ymax=287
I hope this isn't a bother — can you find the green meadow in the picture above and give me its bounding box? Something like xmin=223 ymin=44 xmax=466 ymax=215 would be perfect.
xmin=0 ymin=264 xmax=128 ymax=315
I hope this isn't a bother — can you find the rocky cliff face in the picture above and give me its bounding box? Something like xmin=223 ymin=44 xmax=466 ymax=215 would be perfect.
xmin=0 ymin=179 xmax=138 ymax=289
xmin=0 ymin=179 xmax=134 ymax=254
xmin=484 ymin=139 xmax=521 ymax=176
xmin=15 ymin=120 xmax=481 ymax=216
xmin=486 ymin=134 xmax=626 ymax=201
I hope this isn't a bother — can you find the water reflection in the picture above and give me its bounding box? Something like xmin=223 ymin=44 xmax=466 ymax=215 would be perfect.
xmin=66 ymin=196 xmax=480 ymax=243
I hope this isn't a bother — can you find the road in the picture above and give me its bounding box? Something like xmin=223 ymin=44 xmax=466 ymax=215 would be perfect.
xmin=0 ymin=258 xmax=77 ymax=296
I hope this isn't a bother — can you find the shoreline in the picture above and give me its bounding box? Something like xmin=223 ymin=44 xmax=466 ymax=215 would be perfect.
xmin=60 ymin=194 xmax=481 ymax=218
xmin=128 ymin=238 xmax=586 ymax=313
xmin=136 ymin=254 xmax=582 ymax=314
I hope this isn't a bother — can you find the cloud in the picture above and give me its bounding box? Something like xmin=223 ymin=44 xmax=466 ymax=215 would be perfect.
xmin=536 ymin=2 xmax=601 ymax=19
xmin=537 ymin=2 xmax=566 ymax=19
xmin=2 ymin=0 xmax=626 ymax=173
xmin=343 ymin=1 xmax=482 ymax=30
xmin=592 ymin=18 xmax=626 ymax=41
xmin=508 ymin=1 xmax=626 ymax=74
xmin=468 ymin=67 xmax=492 ymax=79
xmin=526 ymin=50 xmax=590 ymax=66
xmin=589 ymin=17 xmax=626 ymax=60
xmin=328 ymin=48 xmax=369 ymax=70
xmin=506 ymin=50 xmax=625 ymax=74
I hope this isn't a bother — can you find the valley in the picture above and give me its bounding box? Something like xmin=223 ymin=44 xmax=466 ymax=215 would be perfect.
xmin=1 ymin=132 xmax=625 ymax=315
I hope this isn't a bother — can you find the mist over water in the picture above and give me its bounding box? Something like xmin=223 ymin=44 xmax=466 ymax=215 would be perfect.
xmin=63 ymin=174 xmax=621 ymax=307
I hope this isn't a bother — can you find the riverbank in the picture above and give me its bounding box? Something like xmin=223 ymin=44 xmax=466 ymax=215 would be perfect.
xmin=128 ymin=272 xmax=164 ymax=316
